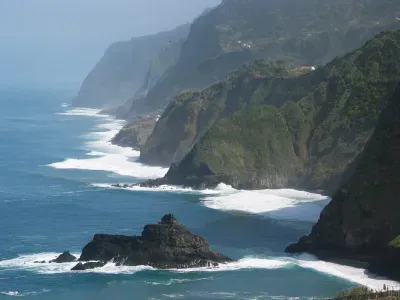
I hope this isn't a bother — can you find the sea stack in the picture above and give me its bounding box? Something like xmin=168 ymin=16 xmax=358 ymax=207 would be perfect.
xmin=72 ymin=214 xmax=232 ymax=270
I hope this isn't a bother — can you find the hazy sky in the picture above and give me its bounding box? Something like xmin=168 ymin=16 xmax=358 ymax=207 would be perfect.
xmin=0 ymin=0 xmax=221 ymax=89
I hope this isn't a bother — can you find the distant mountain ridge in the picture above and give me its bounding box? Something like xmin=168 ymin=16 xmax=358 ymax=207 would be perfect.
xmin=72 ymin=24 xmax=189 ymax=109
xmin=124 ymin=0 xmax=400 ymax=116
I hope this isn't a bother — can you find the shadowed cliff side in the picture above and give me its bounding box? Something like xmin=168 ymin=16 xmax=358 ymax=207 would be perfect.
xmin=286 ymin=83 xmax=400 ymax=280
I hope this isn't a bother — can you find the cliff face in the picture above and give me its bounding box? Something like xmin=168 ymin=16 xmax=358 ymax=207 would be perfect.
xmin=286 ymin=83 xmax=400 ymax=280
xmin=72 ymin=24 xmax=189 ymax=109
xmin=136 ymin=0 xmax=400 ymax=167
xmin=124 ymin=0 xmax=400 ymax=116
xmin=111 ymin=115 xmax=158 ymax=150
xmin=140 ymin=60 xmax=281 ymax=166
xmin=152 ymin=30 xmax=400 ymax=193
xmin=140 ymin=60 xmax=313 ymax=166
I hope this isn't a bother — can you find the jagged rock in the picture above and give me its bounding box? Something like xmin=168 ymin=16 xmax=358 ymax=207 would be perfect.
xmin=71 ymin=262 xmax=106 ymax=271
xmin=75 ymin=214 xmax=231 ymax=270
xmin=34 ymin=261 xmax=46 ymax=264
xmin=111 ymin=116 xmax=158 ymax=150
xmin=49 ymin=251 xmax=77 ymax=263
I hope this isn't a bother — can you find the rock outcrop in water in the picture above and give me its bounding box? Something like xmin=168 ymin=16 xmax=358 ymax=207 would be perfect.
xmin=49 ymin=251 xmax=77 ymax=263
xmin=286 ymin=83 xmax=400 ymax=280
xmin=72 ymin=214 xmax=231 ymax=270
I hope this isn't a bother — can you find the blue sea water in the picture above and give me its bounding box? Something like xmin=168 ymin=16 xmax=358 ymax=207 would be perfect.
xmin=0 ymin=89 xmax=398 ymax=299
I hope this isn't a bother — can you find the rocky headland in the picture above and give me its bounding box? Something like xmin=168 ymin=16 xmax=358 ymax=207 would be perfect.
xmin=111 ymin=115 xmax=159 ymax=150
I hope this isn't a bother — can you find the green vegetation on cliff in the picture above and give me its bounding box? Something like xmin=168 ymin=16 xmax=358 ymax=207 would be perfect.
xmin=177 ymin=105 xmax=300 ymax=189
xmin=111 ymin=116 xmax=158 ymax=150
xmin=140 ymin=60 xmax=291 ymax=166
xmin=159 ymin=30 xmax=400 ymax=192
xmin=286 ymin=82 xmax=400 ymax=280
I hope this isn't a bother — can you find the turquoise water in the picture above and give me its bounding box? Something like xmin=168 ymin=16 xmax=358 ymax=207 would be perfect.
xmin=0 ymin=89 xmax=396 ymax=299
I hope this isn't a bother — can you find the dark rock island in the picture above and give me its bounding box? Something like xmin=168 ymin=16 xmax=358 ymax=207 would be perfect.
xmin=70 ymin=214 xmax=231 ymax=270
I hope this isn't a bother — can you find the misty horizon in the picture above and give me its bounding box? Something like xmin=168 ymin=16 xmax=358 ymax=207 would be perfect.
xmin=0 ymin=0 xmax=221 ymax=89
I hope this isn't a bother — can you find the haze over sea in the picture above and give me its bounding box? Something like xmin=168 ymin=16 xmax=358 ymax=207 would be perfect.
xmin=1 ymin=89 xmax=398 ymax=299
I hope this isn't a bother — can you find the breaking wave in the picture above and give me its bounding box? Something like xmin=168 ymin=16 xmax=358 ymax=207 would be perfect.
xmin=0 ymin=252 xmax=398 ymax=291
xmin=49 ymin=108 xmax=168 ymax=179
xmin=200 ymin=186 xmax=330 ymax=222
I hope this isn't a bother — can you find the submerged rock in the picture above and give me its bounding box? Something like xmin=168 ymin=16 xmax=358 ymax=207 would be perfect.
xmin=50 ymin=251 xmax=77 ymax=263
xmin=73 ymin=214 xmax=231 ymax=271
xmin=71 ymin=262 xmax=106 ymax=271
xmin=34 ymin=261 xmax=46 ymax=264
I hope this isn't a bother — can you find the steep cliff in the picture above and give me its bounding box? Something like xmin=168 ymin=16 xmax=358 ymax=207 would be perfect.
xmin=149 ymin=30 xmax=400 ymax=193
xmin=72 ymin=24 xmax=189 ymax=108
xmin=125 ymin=0 xmax=400 ymax=115
xmin=286 ymin=83 xmax=400 ymax=280
xmin=137 ymin=0 xmax=400 ymax=166
xmin=140 ymin=60 xmax=289 ymax=166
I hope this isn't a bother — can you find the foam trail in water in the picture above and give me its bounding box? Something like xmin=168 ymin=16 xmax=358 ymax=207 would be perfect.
xmin=92 ymin=183 xmax=223 ymax=195
xmin=1 ymin=253 xmax=398 ymax=290
xmin=49 ymin=108 xmax=168 ymax=179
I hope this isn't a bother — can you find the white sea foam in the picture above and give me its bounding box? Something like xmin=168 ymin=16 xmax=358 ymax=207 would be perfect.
xmin=172 ymin=257 xmax=291 ymax=273
xmin=1 ymin=291 xmax=20 ymax=297
xmin=295 ymin=253 xmax=400 ymax=291
xmin=162 ymin=294 xmax=185 ymax=299
xmin=145 ymin=277 xmax=213 ymax=286
xmin=200 ymin=186 xmax=329 ymax=222
xmin=61 ymin=103 xmax=70 ymax=108
xmin=95 ymin=182 xmax=328 ymax=222
xmin=56 ymin=107 xmax=106 ymax=117
xmin=0 ymin=252 xmax=152 ymax=275
xmin=1 ymin=252 xmax=398 ymax=290
xmin=92 ymin=183 xmax=222 ymax=195
xmin=49 ymin=108 xmax=168 ymax=179
xmin=1 ymin=290 xmax=50 ymax=297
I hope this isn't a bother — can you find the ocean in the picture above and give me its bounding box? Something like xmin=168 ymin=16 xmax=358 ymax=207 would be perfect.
xmin=0 ymin=88 xmax=398 ymax=299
